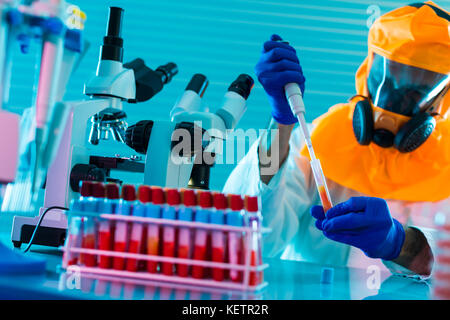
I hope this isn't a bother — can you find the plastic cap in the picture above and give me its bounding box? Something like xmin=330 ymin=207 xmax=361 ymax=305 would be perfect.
xmin=92 ymin=182 xmax=105 ymax=198
xmin=227 ymin=211 xmax=243 ymax=227
xmin=166 ymin=188 xmax=181 ymax=206
xmin=198 ymin=191 xmax=213 ymax=208
xmin=138 ymin=185 xmax=152 ymax=203
xmin=133 ymin=204 xmax=146 ymax=217
xmin=162 ymin=207 xmax=176 ymax=220
xmin=121 ymin=184 xmax=136 ymax=201
xmin=80 ymin=181 xmax=93 ymax=197
xmin=210 ymin=210 xmax=225 ymax=225
xmin=146 ymin=203 xmax=161 ymax=219
xmin=320 ymin=267 xmax=334 ymax=284
xmin=178 ymin=207 xmax=193 ymax=222
xmin=228 ymin=194 xmax=244 ymax=211
xmin=152 ymin=186 xmax=165 ymax=204
xmin=105 ymin=183 xmax=120 ymax=199
xmin=213 ymin=193 xmax=227 ymax=210
xmin=245 ymin=195 xmax=259 ymax=212
xmin=182 ymin=189 xmax=197 ymax=206
xmin=195 ymin=209 xmax=209 ymax=223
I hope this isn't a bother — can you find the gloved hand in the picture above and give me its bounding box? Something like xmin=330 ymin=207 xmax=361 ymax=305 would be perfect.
xmin=311 ymin=197 xmax=405 ymax=260
xmin=254 ymin=34 xmax=305 ymax=125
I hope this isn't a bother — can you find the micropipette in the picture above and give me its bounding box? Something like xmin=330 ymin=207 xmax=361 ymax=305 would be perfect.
xmin=284 ymin=82 xmax=333 ymax=212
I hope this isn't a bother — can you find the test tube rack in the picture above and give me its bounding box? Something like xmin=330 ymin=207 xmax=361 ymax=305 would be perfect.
xmin=61 ymin=207 xmax=270 ymax=292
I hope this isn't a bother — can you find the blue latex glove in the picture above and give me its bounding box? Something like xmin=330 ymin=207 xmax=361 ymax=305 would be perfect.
xmin=311 ymin=197 xmax=405 ymax=260
xmin=254 ymin=34 xmax=305 ymax=125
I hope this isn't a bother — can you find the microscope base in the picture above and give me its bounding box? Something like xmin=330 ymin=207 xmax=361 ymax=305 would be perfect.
xmin=11 ymin=211 xmax=68 ymax=249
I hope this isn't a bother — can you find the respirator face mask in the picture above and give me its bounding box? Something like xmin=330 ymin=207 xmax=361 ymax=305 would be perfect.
xmin=352 ymin=53 xmax=450 ymax=152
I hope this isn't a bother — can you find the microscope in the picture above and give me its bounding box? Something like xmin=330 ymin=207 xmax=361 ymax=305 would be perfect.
xmin=125 ymin=73 xmax=254 ymax=190
xmin=11 ymin=5 xmax=254 ymax=249
xmin=11 ymin=6 xmax=178 ymax=248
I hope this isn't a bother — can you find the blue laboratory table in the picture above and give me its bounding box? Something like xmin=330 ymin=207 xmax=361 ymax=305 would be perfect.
xmin=0 ymin=212 xmax=431 ymax=300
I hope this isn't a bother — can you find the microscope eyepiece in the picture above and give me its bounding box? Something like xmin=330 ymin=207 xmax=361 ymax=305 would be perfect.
xmin=123 ymin=59 xmax=178 ymax=102
xmin=107 ymin=7 xmax=124 ymax=38
xmin=101 ymin=7 xmax=124 ymax=62
xmin=185 ymin=74 xmax=209 ymax=97
xmin=156 ymin=62 xmax=178 ymax=85
xmin=228 ymin=74 xmax=254 ymax=100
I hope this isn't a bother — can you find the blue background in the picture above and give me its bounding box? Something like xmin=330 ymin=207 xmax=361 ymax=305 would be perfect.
xmin=6 ymin=0 xmax=450 ymax=190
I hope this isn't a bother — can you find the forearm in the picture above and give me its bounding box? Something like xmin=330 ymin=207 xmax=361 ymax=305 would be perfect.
xmin=258 ymin=120 xmax=295 ymax=185
xmin=391 ymin=226 xmax=434 ymax=276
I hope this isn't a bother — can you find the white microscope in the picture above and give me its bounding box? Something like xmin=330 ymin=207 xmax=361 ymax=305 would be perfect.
xmin=125 ymin=72 xmax=254 ymax=190
xmin=11 ymin=6 xmax=178 ymax=248
xmin=11 ymin=5 xmax=254 ymax=249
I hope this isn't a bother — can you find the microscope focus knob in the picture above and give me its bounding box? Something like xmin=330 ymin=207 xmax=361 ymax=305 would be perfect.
xmin=125 ymin=120 xmax=154 ymax=154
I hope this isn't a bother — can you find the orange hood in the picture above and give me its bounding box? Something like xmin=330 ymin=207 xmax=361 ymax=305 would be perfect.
xmin=301 ymin=2 xmax=450 ymax=202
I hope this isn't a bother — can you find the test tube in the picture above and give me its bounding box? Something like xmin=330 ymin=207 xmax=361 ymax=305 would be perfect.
xmin=146 ymin=186 xmax=164 ymax=273
xmin=311 ymin=159 xmax=333 ymax=213
xmin=64 ymin=181 xmax=92 ymax=267
xmin=126 ymin=185 xmax=151 ymax=272
xmin=245 ymin=195 xmax=263 ymax=286
xmin=113 ymin=185 xmax=136 ymax=270
xmin=162 ymin=188 xmax=179 ymax=276
xmin=81 ymin=182 xmax=105 ymax=267
xmin=98 ymin=183 xmax=120 ymax=269
xmin=227 ymin=194 xmax=245 ymax=282
xmin=211 ymin=193 xmax=227 ymax=282
xmin=192 ymin=191 xmax=212 ymax=279
xmin=177 ymin=189 xmax=196 ymax=277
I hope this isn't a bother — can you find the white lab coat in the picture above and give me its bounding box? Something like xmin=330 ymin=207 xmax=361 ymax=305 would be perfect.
xmin=223 ymin=124 xmax=449 ymax=277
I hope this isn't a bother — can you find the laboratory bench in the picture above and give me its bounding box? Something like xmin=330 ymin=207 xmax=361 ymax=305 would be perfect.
xmin=0 ymin=212 xmax=431 ymax=300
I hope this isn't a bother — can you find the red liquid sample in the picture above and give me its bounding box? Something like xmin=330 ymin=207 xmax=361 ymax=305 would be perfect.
xmin=177 ymin=245 xmax=190 ymax=277
xmin=64 ymin=234 xmax=79 ymax=266
xmin=318 ymin=185 xmax=332 ymax=213
xmin=81 ymin=234 xmax=97 ymax=267
xmin=228 ymin=233 xmax=243 ymax=282
xmin=162 ymin=241 xmax=175 ymax=276
xmin=98 ymin=230 xmax=111 ymax=269
xmin=192 ymin=245 xmax=207 ymax=279
xmin=147 ymin=236 xmax=159 ymax=273
xmin=212 ymin=247 xmax=225 ymax=281
xmin=113 ymin=242 xmax=127 ymax=270
xmin=249 ymin=250 xmax=259 ymax=286
xmin=437 ymin=240 xmax=450 ymax=249
xmin=126 ymin=239 xmax=142 ymax=272
xmin=434 ymin=286 xmax=450 ymax=300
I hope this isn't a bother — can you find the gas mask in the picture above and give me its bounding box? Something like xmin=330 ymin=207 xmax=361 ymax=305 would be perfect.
xmin=352 ymin=53 xmax=450 ymax=152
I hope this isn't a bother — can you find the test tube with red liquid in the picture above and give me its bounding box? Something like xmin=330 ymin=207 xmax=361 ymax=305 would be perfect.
xmin=81 ymin=182 xmax=105 ymax=267
xmin=113 ymin=184 xmax=136 ymax=270
xmin=126 ymin=185 xmax=151 ymax=272
xmin=64 ymin=181 xmax=92 ymax=267
xmin=177 ymin=189 xmax=196 ymax=277
xmin=211 ymin=193 xmax=227 ymax=282
xmin=146 ymin=186 xmax=164 ymax=273
xmin=192 ymin=191 xmax=212 ymax=279
xmin=98 ymin=183 xmax=120 ymax=269
xmin=245 ymin=195 xmax=263 ymax=286
xmin=162 ymin=188 xmax=179 ymax=276
xmin=227 ymin=194 xmax=245 ymax=282
xmin=311 ymin=158 xmax=333 ymax=213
